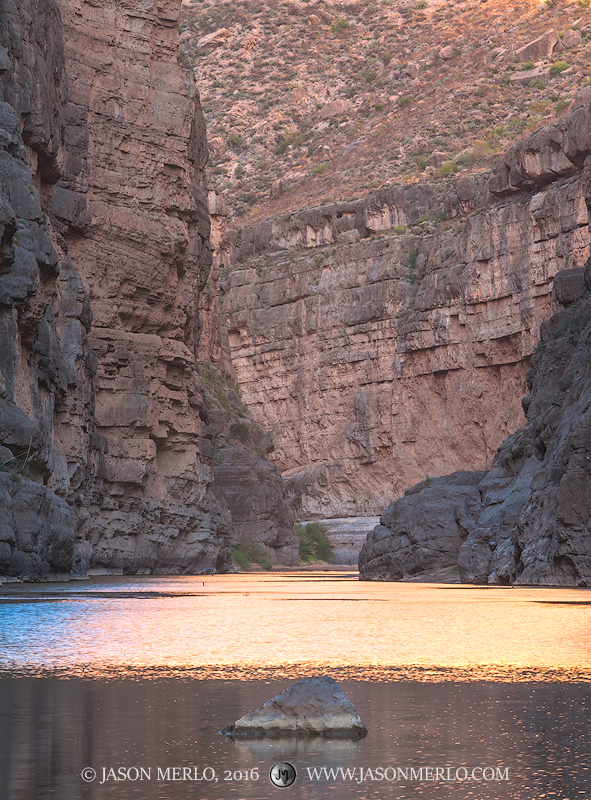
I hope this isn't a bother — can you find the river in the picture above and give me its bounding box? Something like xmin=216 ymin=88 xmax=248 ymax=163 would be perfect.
xmin=0 ymin=572 xmax=590 ymax=798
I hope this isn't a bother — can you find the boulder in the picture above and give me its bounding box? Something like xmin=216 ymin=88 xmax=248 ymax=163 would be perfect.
xmin=358 ymin=472 xmax=485 ymax=581
xmin=510 ymin=66 xmax=550 ymax=87
xmin=318 ymin=99 xmax=352 ymax=119
xmin=426 ymin=150 xmax=448 ymax=167
xmin=221 ymin=676 xmax=368 ymax=739
xmin=439 ymin=45 xmax=455 ymax=60
xmin=562 ymin=29 xmax=582 ymax=49
xmin=553 ymin=267 xmax=587 ymax=307
xmin=515 ymin=30 xmax=559 ymax=62
xmin=197 ymin=28 xmax=231 ymax=49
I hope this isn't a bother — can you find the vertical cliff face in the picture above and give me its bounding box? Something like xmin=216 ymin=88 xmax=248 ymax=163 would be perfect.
xmin=359 ymin=266 xmax=591 ymax=587
xmin=1 ymin=0 xmax=99 ymax=578
xmin=50 ymin=0 xmax=233 ymax=572
xmin=358 ymin=111 xmax=591 ymax=587
xmin=221 ymin=150 xmax=589 ymax=519
xmin=1 ymin=0 xmax=298 ymax=579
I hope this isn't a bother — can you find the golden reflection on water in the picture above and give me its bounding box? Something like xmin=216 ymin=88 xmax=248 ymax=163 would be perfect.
xmin=1 ymin=572 xmax=590 ymax=682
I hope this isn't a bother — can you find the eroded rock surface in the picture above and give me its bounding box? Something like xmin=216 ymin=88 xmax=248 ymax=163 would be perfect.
xmin=0 ymin=6 xmax=99 ymax=578
xmin=221 ymin=676 xmax=367 ymax=739
xmin=361 ymin=265 xmax=591 ymax=586
xmin=222 ymin=109 xmax=591 ymax=518
xmin=1 ymin=0 xmax=295 ymax=579
xmin=358 ymin=472 xmax=485 ymax=581
xmin=459 ymin=267 xmax=591 ymax=586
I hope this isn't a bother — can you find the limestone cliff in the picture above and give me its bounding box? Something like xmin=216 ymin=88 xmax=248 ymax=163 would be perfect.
xmin=359 ymin=266 xmax=591 ymax=586
xmin=221 ymin=108 xmax=591 ymax=520
xmin=359 ymin=109 xmax=591 ymax=586
xmin=1 ymin=0 xmax=99 ymax=579
xmin=0 ymin=0 xmax=296 ymax=579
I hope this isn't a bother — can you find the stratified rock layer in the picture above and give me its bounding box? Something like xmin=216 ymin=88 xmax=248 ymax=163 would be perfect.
xmin=314 ymin=516 xmax=380 ymax=565
xmin=361 ymin=265 xmax=591 ymax=586
xmin=222 ymin=109 xmax=591 ymax=518
xmin=1 ymin=0 xmax=296 ymax=579
xmin=221 ymin=676 xmax=367 ymax=739
xmin=50 ymin=0 xmax=232 ymax=573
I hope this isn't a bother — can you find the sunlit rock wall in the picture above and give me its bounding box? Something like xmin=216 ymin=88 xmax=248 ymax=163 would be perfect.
xmin=222 ymin=112 xmax=591 ymax=518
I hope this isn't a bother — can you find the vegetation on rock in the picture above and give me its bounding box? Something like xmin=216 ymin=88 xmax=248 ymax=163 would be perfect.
xmin=293 ymin=522 xmax=334 ymax=563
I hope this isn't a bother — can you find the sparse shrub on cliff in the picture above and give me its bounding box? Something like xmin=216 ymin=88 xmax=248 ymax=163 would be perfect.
xmin=529 ymin=77 xmax=546 ymax=90
xmin=229 ymin=421 xmax=251 ymax=443
xmin=310 ymin=162 xmax=328 ymax=176
xmin=407 ymin=246 xmax=420 ymax=267
xmin=277 ymin=131 xmax=307 ymax=155
xmin=550 ymin=61 xmax=569 ymax=76
xmin=435 ymin=160 xmax=459 ymax=178
xmin=0 ymin=458 xmax=34 ymax=481
xmin=228 ymin=133 xmax=245 ymax=149
xmin=331 ymin=17 xmax=349 ymax=34
xmin=231 ymin=539 xmax=272 ymax=570
xmin=455 ymin=149 xmax=478 ymax=168
xmin=294 ymin=522 xmax=334 ymax=563
xmin=393 ymin=225 xmax=407 ymax=234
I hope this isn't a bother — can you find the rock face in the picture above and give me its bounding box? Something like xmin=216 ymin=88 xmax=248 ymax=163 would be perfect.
xmin=0 ymin=473 xmax=78 ymax=580
xmin=221 ymin=676 xmax=367 ymax=739
xmin=314 ymin=517 xmax=380 ymax=565
xmin=0 ymin=5 xmax=100 ymax=579
xmin=200 ymin=364 xmax=298 ymax=566
xmin=50 ymin=0 xmax=233 ymax=574
xmin=361 ymin=265 xmax=591 ymax=586
xmin=358 ymin=472 xmax=485 ymax=581
xmin=458 ymin=268 xmax=591 ymax=586
xmin=0 ymin=0 xmax=295 ymax=579
xmin=488 ymin=104 xmax=591 ymax=198
xmin=222 ymin=109 xmax=591 ymax=518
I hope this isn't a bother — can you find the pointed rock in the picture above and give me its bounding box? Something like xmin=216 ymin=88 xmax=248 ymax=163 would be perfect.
xmin=221 ymin=676 xmax=367 ymax=739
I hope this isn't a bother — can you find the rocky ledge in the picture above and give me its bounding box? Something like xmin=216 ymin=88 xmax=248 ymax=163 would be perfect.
xmin=360 ymin=264 xmax=591 ymax=586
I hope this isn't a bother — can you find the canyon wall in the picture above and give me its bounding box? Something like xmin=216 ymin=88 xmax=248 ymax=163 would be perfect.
xmin=1 ymin=0 xmax=99 ymax=578
xmin=358 ymin=108 xmax=591 ymax=586
xmin=54 ymin=0 xmax=232 ymax=573
xmin=221 ymin=110 xmax=591 ymax=520
xmin=359 ymin=263 xmax=591 ymax=586
xmin=0 ymin=0 xmax=296 ymax=579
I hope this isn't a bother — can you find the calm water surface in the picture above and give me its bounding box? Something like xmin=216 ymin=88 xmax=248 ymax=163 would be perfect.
xmin=0 ymin=572 xmax=590 ymax=799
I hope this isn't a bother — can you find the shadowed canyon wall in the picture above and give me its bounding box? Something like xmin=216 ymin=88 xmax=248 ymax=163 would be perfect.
xmin=0 ymin=0 xmax=296 ymax=579
xmin=221 ymin=108 xmax=591 ymax=520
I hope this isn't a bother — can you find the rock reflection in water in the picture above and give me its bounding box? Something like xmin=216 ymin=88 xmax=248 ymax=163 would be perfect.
xmin=1 ymin=574 xmax=591 ymax=798
xmin=232 ymin=735 xmax=359 ymax=760
xmin=0 ymin=678 xmax=590 ymax=800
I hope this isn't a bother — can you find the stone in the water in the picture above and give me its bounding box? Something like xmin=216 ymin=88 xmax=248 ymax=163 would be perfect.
xmin=221 ymin=676 xmax=367 ymax=739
